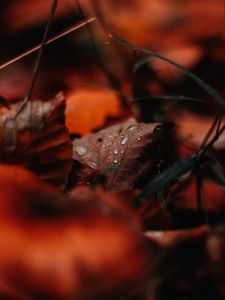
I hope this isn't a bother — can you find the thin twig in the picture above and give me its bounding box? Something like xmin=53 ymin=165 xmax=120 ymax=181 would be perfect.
xmin=0 ymin=18 xmax=96 ymax=72
xmin=26 ymin=0 xmax=58 ymax=102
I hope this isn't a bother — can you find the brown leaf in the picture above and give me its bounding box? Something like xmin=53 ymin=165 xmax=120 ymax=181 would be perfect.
xmin=0 ymin=164 xmax=147 ymax=299
xmin=73 ymin=118 xmax=164 ymax=192
xmin=0 ymin=92 xmax=73 ymax=189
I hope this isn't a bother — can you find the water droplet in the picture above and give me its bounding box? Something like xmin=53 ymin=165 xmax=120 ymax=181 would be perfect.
xmin=127 ymin=125 xmax=138 ymax=132
xmin=74 ymin=145 xmax=88 ymax=156
xmin=90 ymin=162 xmax=97 ymax=169
xmin=120 ymin=150 xmax=124 ymax=154
xmin=114 ymin=159 xmax=118 ymax=163
xmin=137 ymin=137 xmax=141 ymax=141
xmin=121 ymin=136 xmax=129 ymax=145
xmin=114 ymin=149 xmax=119 ymax=155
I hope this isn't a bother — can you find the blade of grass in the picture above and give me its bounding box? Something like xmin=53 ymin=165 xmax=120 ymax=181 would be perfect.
xmin=109 ymin=34 xmax=225 ymax=109
xmin=135 ymin=154 xmax=199 ymax=207
xmin=135 ymin=123 xmax=225 ymax=207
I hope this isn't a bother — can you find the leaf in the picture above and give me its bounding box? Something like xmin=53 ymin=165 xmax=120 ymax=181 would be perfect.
xmin=169 ymin=175 xmax=225 ymax=216
xmin=72 ymin=118 xmax=166 ymax=192
xmin=65 ymin=87 xmax=121 ymax=135
xmin=171 ymin=112 xmax=225 ymax=150
xmin=0 ymin=92 xmax=73 ymax=189
xmin=0 ymin=164 xmax=147 ymax=299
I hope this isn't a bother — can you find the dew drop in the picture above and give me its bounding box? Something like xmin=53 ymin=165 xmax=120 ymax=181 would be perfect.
xmin=120 ymin=150 xmax=124 ymax=154
xmin=74 ymin=145 xmax=88 ymax=156
xmin=127 ymin=125 xmax=138 ymax=132
xmin=114 ymin=159 xmax=118 ymax=164
xmin=121 ymin=136 xmax=129 ymax=145
xmin=91 ymin=161 xmax=97 ymax=169
xmin=114 ymin=149 xmax=119 ymax=155
xmin=137 ymin=137 xmax=141 ymax=141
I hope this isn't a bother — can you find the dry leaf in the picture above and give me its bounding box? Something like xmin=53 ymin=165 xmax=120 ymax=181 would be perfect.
xmin=73 ymin=118 xmax=164 ymax=192
xmin=0 ymin=92 xmax=73 ymax=189
xmin=0 ymin=165 xmax=147 ymax=299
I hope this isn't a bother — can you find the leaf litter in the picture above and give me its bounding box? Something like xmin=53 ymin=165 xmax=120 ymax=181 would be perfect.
xmin=0 ymin=1 xmax=224 ymax=299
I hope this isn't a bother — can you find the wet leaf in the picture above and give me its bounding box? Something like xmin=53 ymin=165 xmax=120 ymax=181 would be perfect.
xmin=73 ymin=118 xmax=166 ymax=192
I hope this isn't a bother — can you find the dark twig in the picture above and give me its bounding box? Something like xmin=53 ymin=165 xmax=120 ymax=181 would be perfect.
xmin=26 ymin=0 xmax=58 ymax=102
xmin=0 ymin=18 xmax=96 ymax=72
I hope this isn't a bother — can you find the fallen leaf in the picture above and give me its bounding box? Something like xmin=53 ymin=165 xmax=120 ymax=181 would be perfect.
xmin=72 ymin=118 xmax=165 ymax=192
xmin=0 ymin=92 xmax=73 ymax=189
xmin=169 ymin=175 xmax=225 ymax=216
xmin=66 ymin=88 xmax=121 ymax=135
xmin=171 ymin=111 xmax=225 ymax=151
xmin=0 ymin=164 xmax=147 ymax=299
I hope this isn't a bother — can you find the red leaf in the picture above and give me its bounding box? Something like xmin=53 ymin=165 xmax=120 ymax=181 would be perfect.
xmin=73 ymin=118 xmax=164 ymax=192
xmin=0 ymin=165 xmax=147 ymax=299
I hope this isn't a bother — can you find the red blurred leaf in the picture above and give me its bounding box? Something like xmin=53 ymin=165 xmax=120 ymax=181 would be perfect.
xmin=0 ymin=164 xmax=147 ymax=299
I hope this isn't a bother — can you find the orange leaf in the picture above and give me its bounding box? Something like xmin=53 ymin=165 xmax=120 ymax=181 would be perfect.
xmin=66 ymin=88 xmax=121 ymax=135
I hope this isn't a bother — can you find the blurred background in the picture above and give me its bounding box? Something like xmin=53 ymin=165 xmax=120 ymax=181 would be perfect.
xmin=0 ymin=0 xmax=224 ymax=121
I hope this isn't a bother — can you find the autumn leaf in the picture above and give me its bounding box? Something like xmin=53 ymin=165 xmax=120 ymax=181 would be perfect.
xmin=72 ymin=118 xmax=166 ymax=192
xmin=171 ymin=111 xmax=225 ymax=151
xmin=169 ymin=175 xmax=225 ymax=217
xmin=0 ymin=164 xmax=147 ymax=299
xmin=0 ymin=92 xmax=73 ymax=189
xmin=66 ymin=87 xmax=121 ymax=135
